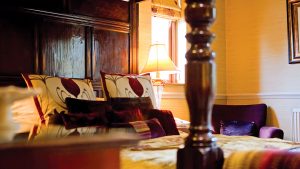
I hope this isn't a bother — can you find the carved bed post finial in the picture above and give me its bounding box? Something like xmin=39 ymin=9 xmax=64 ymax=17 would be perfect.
xmin=177 ymin=0 xmax=224 ymax=169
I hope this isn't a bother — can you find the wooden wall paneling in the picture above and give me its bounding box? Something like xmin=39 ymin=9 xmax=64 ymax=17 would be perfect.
xmin=90 ymin=27 xmax=101 ymax=96
xmin=4 ymin=0 xmax=67 ymax=13
xmin=129 ymin=0 xmax=139 ymax=73
xmin=0 ymin=14 xmax=35 ymax=86
xmin=40 ymin=21 xmax=86 ymax=78
xmin=92 ymin=29 xmax=130 ymax=97
xmin=93 ymin=29 xmax=129 ymax=79
xmin=0 ymin=0 xmax=135 ymax=92
xmin=20 ymin=8 xmax=130 ymax=34
xmin=33 ymin=22 xmax=41 ymax=75
xmin=85 ymin=26 xmax=92 ymax=79
xmin=68 ymin=0 xmax=129 ymax=22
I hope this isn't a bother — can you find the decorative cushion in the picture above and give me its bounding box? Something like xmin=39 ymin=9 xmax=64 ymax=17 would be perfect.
xmin=146 ymin=109 xmax=179 ymax=135
xmin=100 ymin=71 xmax=157 ymax=108
xmin=66 ymin=97 xmax=111 ymax=115
xmin=60 ymin=113 xmax=107 ymax=129
xmin=142 ymin=118 xmax=166 ymax=138
xmin=109 ymin=97 xmax=154 ymax=116
xmin=48 ymin=109 xmax=65 ymax=125
xmin=22 ymin=74 xmax=96 ymax=124
xmin=107 ymin=107 xmax=144 ymax=123
xmin=110 ymin=118 xmax=166 ymax=139
xmin=64 ymin=98 xmax=111 ymax=129
xmin=220 ymin=120 xmax=258 ymax=136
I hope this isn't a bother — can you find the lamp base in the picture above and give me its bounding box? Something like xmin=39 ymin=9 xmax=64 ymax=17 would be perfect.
xmin=152 ymin=79 xmax=165 ymax=86
xmin=152 ymin=85 xmax=164 ymax=109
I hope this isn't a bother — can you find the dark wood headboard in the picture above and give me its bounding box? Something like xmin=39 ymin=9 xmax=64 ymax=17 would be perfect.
xmin=0 ymin=0 xmax=139 ymax=96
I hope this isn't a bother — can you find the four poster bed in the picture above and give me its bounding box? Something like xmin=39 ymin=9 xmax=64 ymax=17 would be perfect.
xmin=1 ymin=0 xmax=300 ymax=169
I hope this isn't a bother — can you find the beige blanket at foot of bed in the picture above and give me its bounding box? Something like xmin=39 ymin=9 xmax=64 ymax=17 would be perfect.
xmin=121 ymin=133 xmax=300 ymax=169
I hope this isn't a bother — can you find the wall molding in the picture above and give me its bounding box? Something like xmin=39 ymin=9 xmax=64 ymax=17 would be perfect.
xmin=163 ymin=92 xmax=300 ymax=100
xmin=226 ymin=93 xmax=300 ymax=100
xmin=162 ymin=92 xmax=227 ymax=100
xmin=21 ymin=8 xmax=130 ymax=33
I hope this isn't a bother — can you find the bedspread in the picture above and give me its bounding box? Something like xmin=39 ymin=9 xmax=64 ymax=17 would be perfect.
xmin=121 ymin=132 xmax=300 ymax=169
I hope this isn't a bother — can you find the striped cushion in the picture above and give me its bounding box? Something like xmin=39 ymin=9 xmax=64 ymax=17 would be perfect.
xmin=129 ymin=120 xmax=152 ymax=139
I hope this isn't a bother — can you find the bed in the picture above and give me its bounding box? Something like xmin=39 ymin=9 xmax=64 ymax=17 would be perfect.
xmin=1 ymin=0 xmax=300 ymax=169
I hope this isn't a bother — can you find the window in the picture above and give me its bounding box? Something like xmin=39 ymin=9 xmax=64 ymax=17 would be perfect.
xmin=151 ymin=16 xmax=186 ymax=84
xmin=176 ymin=20 xmax=187 ymax=84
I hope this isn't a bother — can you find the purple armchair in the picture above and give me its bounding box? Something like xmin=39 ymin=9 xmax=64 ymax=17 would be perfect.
xmin=212 ymin=104 xmax=284 ymax=139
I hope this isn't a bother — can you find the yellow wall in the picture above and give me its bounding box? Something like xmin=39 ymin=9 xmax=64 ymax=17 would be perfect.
xmin=138 ymin=0 xmax=300 ymax=140
xmin=226 ymin=0 xmax=300 ymax=140
xmin=212 ymin=0 xmax=226 ymax=96
xmin=137 ymin=0 xmax=227 ymax=121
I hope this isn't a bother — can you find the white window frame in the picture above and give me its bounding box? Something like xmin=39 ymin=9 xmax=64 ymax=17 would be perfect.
xmin=151 ymin=16 xmax=186 ymax=84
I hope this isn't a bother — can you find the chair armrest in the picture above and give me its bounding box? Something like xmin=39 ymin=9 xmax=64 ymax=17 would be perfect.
xmin=259 ymin=126 xmax=284 ymax=139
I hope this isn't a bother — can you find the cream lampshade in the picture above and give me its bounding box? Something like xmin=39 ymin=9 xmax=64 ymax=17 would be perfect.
xmin=141 ymin=43 xmax=178 ymax=108
xmin=141 ymin=43 xmax=178 ymax=85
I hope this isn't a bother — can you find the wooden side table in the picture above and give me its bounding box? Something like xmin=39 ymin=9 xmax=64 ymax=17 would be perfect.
xmin=0 ymin=133 xmax=138 ymax=169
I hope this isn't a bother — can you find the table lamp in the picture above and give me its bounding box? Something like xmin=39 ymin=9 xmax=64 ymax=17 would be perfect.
xmin=140 ymin=43 xmax=178 ymax=108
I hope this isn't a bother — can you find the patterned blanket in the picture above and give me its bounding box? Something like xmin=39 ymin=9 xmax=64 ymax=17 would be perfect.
xmin=121 ymin=132 xmax=300 ymax=169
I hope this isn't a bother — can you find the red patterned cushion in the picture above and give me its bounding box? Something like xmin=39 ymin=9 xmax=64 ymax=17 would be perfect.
xmin=22 ymin=74 xmax=96 ymax=124
xmin=109 ymin=97 xmax=153 ymax=116
xmin=142 ymin=118 xmax=166 ymax=138
xmin=100 ymin=71 xmax=157 ymax=108
xmin=146 ymin=109 xmax=179 ymax=135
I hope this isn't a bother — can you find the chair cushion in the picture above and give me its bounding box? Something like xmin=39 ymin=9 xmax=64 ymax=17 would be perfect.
xmin=220 ymin=120 xmax=258 ymax=136
xmin=212 ymin=104 xmax=267 ymax=137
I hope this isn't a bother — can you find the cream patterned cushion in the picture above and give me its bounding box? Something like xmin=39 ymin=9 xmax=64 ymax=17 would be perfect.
xmin=22 ymin=74 xmax=96 ymax=124
xmin=100 ymin=71 xmax=157 ymax=108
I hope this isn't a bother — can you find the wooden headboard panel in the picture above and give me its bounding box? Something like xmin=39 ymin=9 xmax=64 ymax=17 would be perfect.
xmin=0 ymin=0 xmax=138 ymax=96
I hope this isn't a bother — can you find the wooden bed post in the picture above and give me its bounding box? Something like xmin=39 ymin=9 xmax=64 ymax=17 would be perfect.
xmin=177 ymin=0 xmax=224 ymax=169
